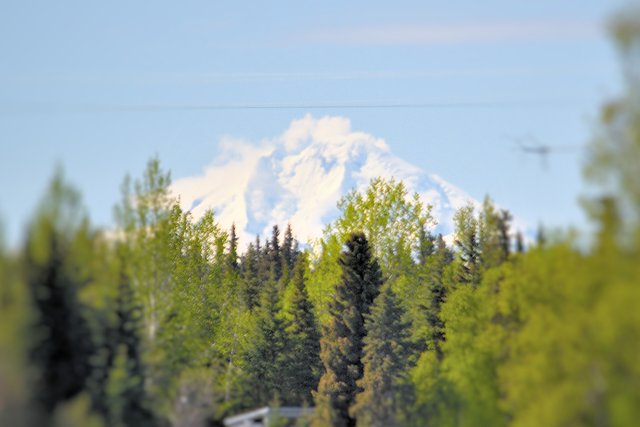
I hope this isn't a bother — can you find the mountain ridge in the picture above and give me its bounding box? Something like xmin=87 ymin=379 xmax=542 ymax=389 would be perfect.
xmin=171 ymin=115 xmax=484 ymax=245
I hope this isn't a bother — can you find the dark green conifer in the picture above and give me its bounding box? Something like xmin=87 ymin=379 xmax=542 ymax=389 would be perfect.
xmin=243 ymin=280 xmax=287 ymax=407
xmin=259 ymin=239 xmax=273 ymax=284
xmin=239 ymin=242 xmax=261 ymax=309
xmin=23 ymin=173 xmax=94 ymax=418
xmin=282 ymin=223 xmax=298 ymax=273
xmin=536 ymin=224 xmax=546 ymax=247
xmin=515 ymin=231 xmax=525 ymax=254
xmin=427 ymin=234 xmax=452 ymax=359
xmin=227 ymin=224 xmax=239 ymax=273
xmin=351 ymin=284 xmax=414 ymax=427
xmin=453 ymin=205 xmax=480 ymax=285
xmin=314 ymin=232 xmax=383 ymax=427
xmin=281 ymin=255 xmax=321 ymax=406
xmin=271 ymin=225 xmax=283 ymax=283
xmin=418 ymin=226 xmax=436 ymax=266
xmin=479 ymin=197 xmax=511 ymax=269
xmin=106 ymin=253 xmax=155 ymax=427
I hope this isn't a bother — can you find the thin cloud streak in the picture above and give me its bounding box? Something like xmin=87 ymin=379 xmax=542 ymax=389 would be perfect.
xmin=3 ymin=64 xmax=610 ymax=86
xmin=302 ymin=20 xmax=603 ymax=46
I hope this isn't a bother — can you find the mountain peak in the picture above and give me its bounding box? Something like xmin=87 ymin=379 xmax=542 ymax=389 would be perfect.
xmin=171 ymin=115 xmax=479 ymax=245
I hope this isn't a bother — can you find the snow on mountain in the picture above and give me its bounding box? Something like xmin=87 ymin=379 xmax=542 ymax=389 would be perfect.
xmin=171 ymin=115 xmax=482 ymax=245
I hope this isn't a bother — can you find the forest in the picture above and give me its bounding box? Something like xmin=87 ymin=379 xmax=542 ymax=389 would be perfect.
xmin=1 ymin=10 xmax=640 ymax=427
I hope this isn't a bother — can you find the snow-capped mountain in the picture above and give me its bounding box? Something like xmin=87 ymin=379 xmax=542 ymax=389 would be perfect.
xmin=171 ymin=115 xmax=481 ymax=245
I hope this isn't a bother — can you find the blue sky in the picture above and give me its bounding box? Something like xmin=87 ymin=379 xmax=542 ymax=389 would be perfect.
xmin=0 ymin=1 xmax=629 ymax=246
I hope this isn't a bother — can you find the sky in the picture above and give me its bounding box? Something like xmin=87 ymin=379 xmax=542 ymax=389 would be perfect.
xmin=0 ymin=0 xmax=630 ymax=247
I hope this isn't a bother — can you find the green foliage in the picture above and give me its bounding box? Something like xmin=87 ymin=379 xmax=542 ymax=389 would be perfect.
xmin=114 ymin=159 xmax=241 ymax=422
xmin=309 ymin=177 xmax=433 ymax=326
xmin=281 ymin=255 xmax=322 ymax=406
xmin=307 ymin=233 xmax=343 ymax=325
xmin=4 ymin=20 xmax=640 ymax=424
xmin=328 ymin=177 xmax=433 ymax=271
xmin=351 ymin=284 xmax=414 ymax=427
xmin=51 ymin=393 xmax=105 ymax=427
xmin=242 ymin=280 xmax=288 ymax=407
xmin=314 ymin=233 xmax=383 ymax=427
xmin=23 ymin=170 xmax=95 ymax=417
xmin=479 ymin=196 xmax=512 ymax=269
xmin=106 ymin=344 xmax=152 ymax=427
xmin=495 ymin=244 xmax=640 ymax=427
xmin=585 ymin=8 xmax=640 ymax=239
xmin=271 ymin=225 xmax=283 ymax=283
xmin=104 ymin=253 xmax=155 ymax=427
xmin=282 ymin=223 xmax=299 ymax=280
xmin=0 ymin=226 xmax=33 ymax=426
xmin=438 ymin=276 xmax=505 ymax=427
xmin=422 ymin=234 xmax=453 ymax=359
xmin=240 ymin=239 xmax=263 ymax=309
xmin=453 ymin=204 xmax=480 ymax=285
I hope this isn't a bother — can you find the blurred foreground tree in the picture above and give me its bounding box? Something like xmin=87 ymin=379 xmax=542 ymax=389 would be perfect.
xmin=23 ymin=170 xmax=95 ymax=421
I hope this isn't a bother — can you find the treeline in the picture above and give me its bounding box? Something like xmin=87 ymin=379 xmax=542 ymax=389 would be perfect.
xmin=2 ymin=12 xmax=640 ymax=427
xmin=1 ymin=158 xmax=639 ymax=427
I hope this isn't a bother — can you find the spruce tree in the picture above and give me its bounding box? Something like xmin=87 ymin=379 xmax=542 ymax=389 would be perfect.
xmin=240 ymin=238 xmax=262 ymax=309
xmin=351 ymin=284 xmax=414 ymax=427
xmin=23 ymin=173 xmax=94 ymax=418
xmin=227 ymin=224 xmax=239 ymax=273
xmin=497 ymin=210 xmax=512 ymax=260
xmin=243 ymin=280 xmax=287 ymax=407
xmin=282 ymin=223 xmax=298 ymax=273
xmin=259 ymin=239 xmax=273 ymax=285
xmin=515 ymin=231 xmax=525 ymax=254
xmin=281 ymin=256 xmax=321 ymax=405
xmin=453 ymin=205 xmax=480 ymax=285
xmin=106 ymin=253 xmax=155 ymax=427
xmin=314 ymin=233 xmax=383 ymax=427
xmin=479 ymin=197 xmax=511 ymax=269
xmin=270 ymin=225 xmax=283 ymax=283
xmin=427 ymin=234 xmax=452 ymax=359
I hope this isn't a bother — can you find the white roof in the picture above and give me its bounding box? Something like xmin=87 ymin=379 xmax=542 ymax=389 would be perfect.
xmin=223 ymin=406 xmax=315 ymax=426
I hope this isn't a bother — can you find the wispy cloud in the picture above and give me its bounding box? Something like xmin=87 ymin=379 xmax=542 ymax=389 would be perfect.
xmin=302 ymin=20 xmax=602 ymax=46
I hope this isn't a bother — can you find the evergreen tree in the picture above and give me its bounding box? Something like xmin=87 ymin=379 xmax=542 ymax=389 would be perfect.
xmin=227 ymin=224 xmax=239 ymax=273
xmin=479 ymin=197 xmax=511 ymax=269
xmin=23 ymin=172 xmax=95 ymax=418
xmin=259 ymin=239 xmax=273 ymax=285
xmin=497 ymin=210 xmax=512 ymax=259
xmin=281 ymin=256 xmax=321 ymax=405
xmin=105 ymin=252 xmax=155 ymax=427
xmin=536 ymin=224 xmax=546 ymax=247
xmin=271 ymin=225 xmax=283 ymax=283
xmin=351 ymin=284 xmax=414 ymax=427
xmin=314 ymin=233 xmax=383 ymax=427
xmin=453 ymin=205 xmax=480 ymax=285
xmin=282 ymin=223 xmax=297 ymax=273
xmin=243 ymin=280 xmax=287 ymax=407
xmin=515 ymin=231 xmax=525 ymax=254
xmin=426 ymin=234 xmax=452 ymax=360
xmin=239 ymin=242 xmax=261 ymax=310
xmin=418 ymin=226 xmax=436 ymax=266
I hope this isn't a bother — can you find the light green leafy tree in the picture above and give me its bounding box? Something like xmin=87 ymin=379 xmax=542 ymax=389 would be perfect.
xmin=309 ymin=177 xmax=433 ymax=328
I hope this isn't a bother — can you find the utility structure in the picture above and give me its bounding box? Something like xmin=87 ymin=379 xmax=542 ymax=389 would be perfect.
xmin=223 ymin=406 xmax=314 ymax=427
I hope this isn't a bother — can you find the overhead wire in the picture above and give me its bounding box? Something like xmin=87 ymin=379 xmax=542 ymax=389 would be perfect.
xmin=0 ymin=99 xmax=588 ymax=115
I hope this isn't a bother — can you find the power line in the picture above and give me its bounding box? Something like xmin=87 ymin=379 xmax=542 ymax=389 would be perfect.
xmin=0 ymin=99 xmax=587 ymax=115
